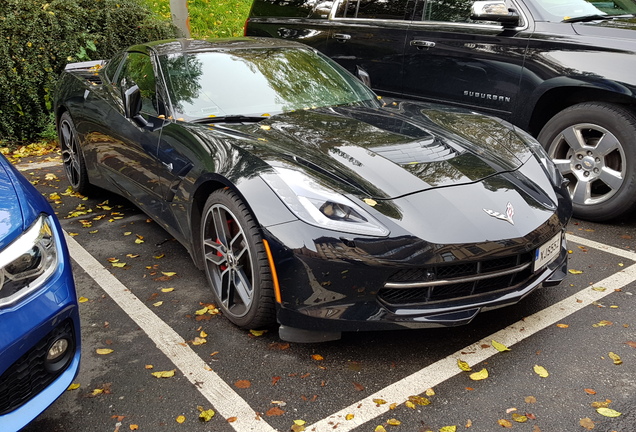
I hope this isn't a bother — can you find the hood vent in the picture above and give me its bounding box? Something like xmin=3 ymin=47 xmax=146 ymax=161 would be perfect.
xmin=368 ymin=137 xmax=457 ymax=165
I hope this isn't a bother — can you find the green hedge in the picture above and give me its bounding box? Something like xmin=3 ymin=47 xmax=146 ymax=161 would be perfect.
xmin=0 ymin=0 xmax=178 ymax=144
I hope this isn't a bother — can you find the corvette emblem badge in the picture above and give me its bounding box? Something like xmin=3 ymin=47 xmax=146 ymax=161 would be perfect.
xmin=483 ymin=202 xmax=515 ymax=225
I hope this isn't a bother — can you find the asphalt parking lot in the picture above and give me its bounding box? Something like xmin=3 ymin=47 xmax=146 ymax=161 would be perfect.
xmin=15 ymin=157 xmax=636 ymax=432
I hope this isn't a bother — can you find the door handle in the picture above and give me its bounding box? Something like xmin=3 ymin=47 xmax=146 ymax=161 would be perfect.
xmin=410 ymin=40 xmax=436 ymax=49
xmin=333 ymin=33 xmax=351 ymax=42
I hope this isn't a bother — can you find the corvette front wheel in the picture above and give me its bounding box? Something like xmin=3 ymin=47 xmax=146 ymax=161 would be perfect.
xmin=200 ymin=189 xmax=275 ymax=329
xmin=58 ymin=112 xmax=91 ymax=195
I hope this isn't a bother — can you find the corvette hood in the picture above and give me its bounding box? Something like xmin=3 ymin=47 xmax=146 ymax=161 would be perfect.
xmin=226 ymin=103 xmax=534 ymax=200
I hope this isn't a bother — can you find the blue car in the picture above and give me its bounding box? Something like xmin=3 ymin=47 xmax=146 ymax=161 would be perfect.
xmin=0 ymin=154 xmax=80 ymax=430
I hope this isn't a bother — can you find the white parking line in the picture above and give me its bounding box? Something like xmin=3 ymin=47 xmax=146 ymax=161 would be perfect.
xmin=66 ymin=231 xmax=636 ymax=432
xmin=308 ymin=261 xmax=636 ymax=431
xmin=65 ymin=234 xmax=277 ymax=432
xmin=15 ymin=160 xmax=62 ymax=171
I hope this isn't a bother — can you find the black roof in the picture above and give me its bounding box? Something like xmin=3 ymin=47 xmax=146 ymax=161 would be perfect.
xmin=127 ymin=37 xmax=307 ymax=56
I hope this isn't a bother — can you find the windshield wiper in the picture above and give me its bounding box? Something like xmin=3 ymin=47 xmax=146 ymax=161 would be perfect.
xmin=193 ymin=115 xmax=267 ymax=124
xmin=562 ymin=14 xmax=614 ymax=23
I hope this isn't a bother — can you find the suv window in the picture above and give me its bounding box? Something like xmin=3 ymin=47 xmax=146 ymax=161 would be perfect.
xmin=335 ymin=0 xmax=412 ymax=20
xmin=420 ymin=0 xmax=477 ymax=22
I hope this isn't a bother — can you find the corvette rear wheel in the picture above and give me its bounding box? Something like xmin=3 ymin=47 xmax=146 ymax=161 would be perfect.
xmin=201 ymin=189 xmax=275 ymax=329
xmin=58 ymin=112 xmax=91 ymax=195
xmin=538 ymin=102 xmax=636 ymax=221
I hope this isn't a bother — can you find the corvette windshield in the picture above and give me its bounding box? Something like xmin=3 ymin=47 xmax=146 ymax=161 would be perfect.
xmin=158 ymin=47 xmax=379 ymax=121
xmin=533 ymin=0 xmax=636 ymax=21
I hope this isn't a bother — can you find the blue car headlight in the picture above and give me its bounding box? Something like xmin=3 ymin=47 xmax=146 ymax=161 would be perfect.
xmin=261 ymin=167 xmax=390 ymax=237
xmin=0 ymin=215 xmax=59 ymax=306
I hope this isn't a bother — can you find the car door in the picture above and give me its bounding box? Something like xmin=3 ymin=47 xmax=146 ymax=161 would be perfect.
xmin=322 ymin=0 xmax=413 ymax=96
xmin=96 ymin=51 xmax=166 ymax=219
xmin=403 ymin=0 xmax=531 ymax=121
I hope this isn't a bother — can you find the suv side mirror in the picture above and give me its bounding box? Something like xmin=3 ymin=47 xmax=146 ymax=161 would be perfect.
xmin=471 ymin=1 xmax=520 ymax=27
xmin=124 ymin=85 xmax=151 ymax=128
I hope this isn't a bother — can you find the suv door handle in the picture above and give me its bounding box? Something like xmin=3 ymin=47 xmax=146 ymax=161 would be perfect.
xmin=333 ymin=33 xmax=351 ymax=42
xmin=410 ymin=40 xmax=436 ymax=49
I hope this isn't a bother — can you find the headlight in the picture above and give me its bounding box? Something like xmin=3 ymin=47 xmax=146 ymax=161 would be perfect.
xmin=261 ymin=167 xmax=390 ymax=237
xmin=0 ymin=215 xmax=59 ymax=306
xmin=515 ymin=128 xmax=564 ymax=187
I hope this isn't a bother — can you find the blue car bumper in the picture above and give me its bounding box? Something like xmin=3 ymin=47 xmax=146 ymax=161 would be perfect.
xmin=0 ymin=216 xmax=81 ymax=431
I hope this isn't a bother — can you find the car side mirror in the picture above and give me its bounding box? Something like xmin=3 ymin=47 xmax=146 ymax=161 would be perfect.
xmin=124 ymin=85 xmax=151 ymax=128
xmin=471 ymin=1 xmax=520 ymax=27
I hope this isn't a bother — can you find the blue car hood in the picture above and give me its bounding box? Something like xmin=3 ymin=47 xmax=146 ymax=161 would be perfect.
xmin=0 ymin=155 xmax=46 ymax=249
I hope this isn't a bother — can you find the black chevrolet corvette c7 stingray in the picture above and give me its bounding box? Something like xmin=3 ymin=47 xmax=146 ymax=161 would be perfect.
xmin=54 ymin=37 xmax=572 ymax=342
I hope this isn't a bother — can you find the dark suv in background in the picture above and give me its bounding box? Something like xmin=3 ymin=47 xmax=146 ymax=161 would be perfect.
xmin=245 ymin=0 xmax=636 ymax=221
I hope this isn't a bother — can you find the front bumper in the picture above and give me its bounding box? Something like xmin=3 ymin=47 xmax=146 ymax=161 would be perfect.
xmin=266 ymin=218 xmax=568 ymax=341
xmin=0 ymin=218 xmax=81 ymax=431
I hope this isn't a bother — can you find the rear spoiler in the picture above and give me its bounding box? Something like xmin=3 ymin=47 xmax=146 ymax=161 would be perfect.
xmin=64 ymin=60 xmax=105 ymax=72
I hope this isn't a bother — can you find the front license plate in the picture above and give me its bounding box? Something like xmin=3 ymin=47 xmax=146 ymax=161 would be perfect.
xmin=534 ymin=232 xmax=562 ymax=272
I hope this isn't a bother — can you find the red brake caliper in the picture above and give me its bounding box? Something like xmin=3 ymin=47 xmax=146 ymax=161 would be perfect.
xmin=216 ymin=238 xmax=227 ymax=271
xmin=216 ymin=217 xmax=236 ymax=272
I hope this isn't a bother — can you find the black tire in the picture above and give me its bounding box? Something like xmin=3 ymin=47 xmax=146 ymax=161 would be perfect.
xmin=538 ymin=102 xmax=636 ymax=221
xmin=58 ymin=112 xmax=91 ymax=195
xmin=200 ymin=189 xmax=275 ymax=329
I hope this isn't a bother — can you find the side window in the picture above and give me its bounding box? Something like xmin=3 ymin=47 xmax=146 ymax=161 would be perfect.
xmin=415 ymin=0 xmax=511 ymax=23
xmin=119 ymin=52 xmax=160 ymax=117
xmin=103 ymin=52 xmax=125 ymax=84
xmin=419 ymin=0 xmax=476 ymax=22
xmin=335 ymin=0 xmax=412 ymax=20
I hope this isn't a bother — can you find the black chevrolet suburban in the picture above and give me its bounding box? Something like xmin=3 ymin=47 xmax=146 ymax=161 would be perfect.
xmin=245 ymin=0 xmax=636 ymax=221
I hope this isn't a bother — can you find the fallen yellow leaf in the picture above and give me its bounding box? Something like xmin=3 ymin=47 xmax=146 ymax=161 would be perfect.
xmin=498 ymin=419 xmax=512 ymax=428
xmin=593 ymin=320 xmax=613 ymax=327
xmin=176 ymin=415 xmax=185 ymax=424
xmin=425 ymin=388 xmax=435 ymax=396
xmin=373 ymin=398 xmax=387 ymax=405
xmin=96 ymin=348 xmax=114 ymax=355
xmin=111 ymin=262 xmax=126 ymax=268
xmin=78 ymin=296 xmax=89 ymax=303
xmin=250 ymin=329 xmax=266 ymax=336
xmin=129 ymin=425 xmax=138 ymax=431
xmin=153 ymin=301 xmax=163 ymax=307
xmin=162 ymin=271 xmax=176 ymax=277
xmin=439 ymin=427 xmax=457 ymax=432
xmin=469 ymin=368 xmax=489 ymax=381
xmin=67 ymin=383 xmax=81 ymax=391
xmin=556 ymin=323 xmax=569 ymax=328
xmin=569 ymin=269 xmax=583 ymax=274
xmin=345 ymin=414 xmax=354 ymax=420
xmin=608 ymin=352 xmax=622 ymax=365
xmin=533 ymin=365 xmax=549 ymax=378
xmin=492 ymin=340 xmax=510 ymax=352
xmin=312 ymin=354 xmax=324 ymax=361
xmin=195 ymin=307 xmax=208 ymax=315
xmin=512 ymin=413 xmax=528 ymax=422
xmin=198 ymin=407 xmax=215 ymax=422
xmin=457 ymin=359 xmax=472 ymax=371
xmin=192 ymin=337 xmax=207 ymax=346
xmin=407 ymin=395 xmax=431 ymax=406
xmin=161 ymin=288 xmax=174 ymax=293
xmin=405 ymin=401 xmax=416 ymax=409
xmin=386 ymin=419 xmax=401 ymax=426
xmin=596 ymin=407 xmax=621 ymax=417
xmin=151 ymin=369 xmax=176 ymax=378
xmin=374 ymin=426 xmax=386 ymax=432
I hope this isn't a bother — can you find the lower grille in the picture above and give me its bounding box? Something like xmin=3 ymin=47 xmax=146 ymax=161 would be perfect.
xmin=378 ymin=252 xmax=534 ymax=305
xmin=0 ymin=319 xmax=76 ymax=415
